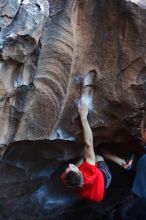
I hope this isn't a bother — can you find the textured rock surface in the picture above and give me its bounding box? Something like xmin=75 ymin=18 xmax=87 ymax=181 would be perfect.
xmin=0 ymin=1 xmax=146 ymax=219
xmin=0 ymin=0 xmax=146 ymax=148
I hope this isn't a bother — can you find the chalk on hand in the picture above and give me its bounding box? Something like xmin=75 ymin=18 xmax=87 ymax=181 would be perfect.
xmin=80 ymin=94 xmax=93 ymax=111
xmin=83 ymin=71 xmax=95 ymax=86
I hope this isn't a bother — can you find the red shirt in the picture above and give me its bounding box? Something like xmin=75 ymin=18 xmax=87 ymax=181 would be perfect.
xmin=75 ymin=161 xmax=104 ymax=202
xmin=61 ymin=161 xmax=105 ymax=202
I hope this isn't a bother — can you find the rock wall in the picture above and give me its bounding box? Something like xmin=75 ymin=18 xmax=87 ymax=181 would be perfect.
xmin=0 ymin=1 xmax=146 ymax=219
xmin=0 ymin=0 xmax=146 ymax=149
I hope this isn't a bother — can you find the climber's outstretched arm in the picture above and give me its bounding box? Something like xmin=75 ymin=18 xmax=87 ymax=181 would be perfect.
xmin=101 ymin=148 xmax=126 ymax=166
xmin=101 ymin=148 xmax=134 ymax=170
xmin=78 ymin=101 xmax=95 ymax=165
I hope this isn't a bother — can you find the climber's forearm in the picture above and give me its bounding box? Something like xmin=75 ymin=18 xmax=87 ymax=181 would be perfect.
xmin=103 ymin=151 xmax=126 ymax=166
xmin=81 ymin=117 xmax=93 ymax=147
xmin=81 ymin=117 xmax=95 ymax=164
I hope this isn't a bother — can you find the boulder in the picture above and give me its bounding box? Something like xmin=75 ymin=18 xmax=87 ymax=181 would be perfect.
xmin=0 ymin=0 xmax=146 ymax=151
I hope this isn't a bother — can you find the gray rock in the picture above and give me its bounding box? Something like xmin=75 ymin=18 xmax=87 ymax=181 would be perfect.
xmin=0 ymin=0 xmax=21 ymax=30
xmin=0 ymin=0 xmax=49 ymax=62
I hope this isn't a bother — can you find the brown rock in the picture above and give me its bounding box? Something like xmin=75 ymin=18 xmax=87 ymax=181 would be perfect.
xmin=0 ymin=0 xmax=146 ymax=148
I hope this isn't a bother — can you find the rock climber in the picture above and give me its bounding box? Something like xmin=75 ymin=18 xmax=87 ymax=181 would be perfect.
xmin=60 ymin=75 xmax=113 ymax=202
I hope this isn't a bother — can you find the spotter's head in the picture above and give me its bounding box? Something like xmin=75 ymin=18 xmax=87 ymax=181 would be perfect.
xmin=141 ymin=114 xmax=146 ymax=144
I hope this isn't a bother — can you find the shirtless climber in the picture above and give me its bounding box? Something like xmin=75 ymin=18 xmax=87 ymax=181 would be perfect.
xmin=60 ymin=77 xmax=113 ymax=203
